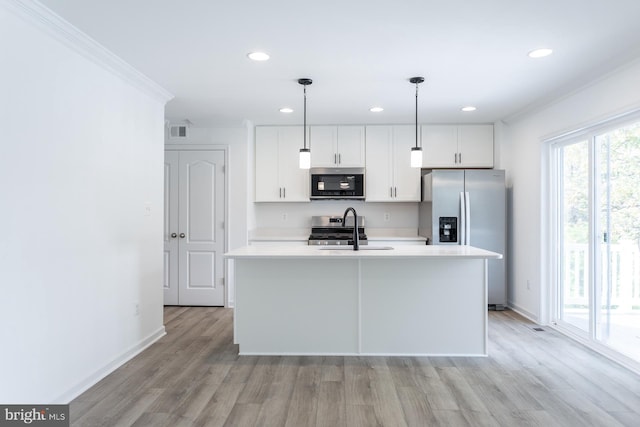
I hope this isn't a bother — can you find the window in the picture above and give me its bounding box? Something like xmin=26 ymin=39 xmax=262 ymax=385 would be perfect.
xmin=551 ymin=116 xmax=640 ymax=367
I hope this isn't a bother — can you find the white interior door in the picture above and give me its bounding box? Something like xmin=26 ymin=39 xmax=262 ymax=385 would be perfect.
xmin=164 ymin=151 xmax=179 ymax=305
xmin=164 ymin=150 xmax=226 ymax=306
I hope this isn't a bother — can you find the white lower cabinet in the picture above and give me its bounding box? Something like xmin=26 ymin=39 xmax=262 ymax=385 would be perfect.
xmin=365 ymin=125 xmax=421 ymax=202
xmin=255 ymin=126 xmax=310 ymax=202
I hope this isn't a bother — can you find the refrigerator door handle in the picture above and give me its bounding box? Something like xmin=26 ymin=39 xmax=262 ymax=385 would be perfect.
xmin=459 ymin=192 xmax=466 ymax=245
xmin=464 ymin=191 xmax=471 ymax=245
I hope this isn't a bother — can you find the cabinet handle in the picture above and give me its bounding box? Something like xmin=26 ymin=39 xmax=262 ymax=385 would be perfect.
xmin=390 ymin=187 xmax=393 ymax=198
xmin=458 ymin=153 xmax=462 ymax=163
xmin=454 ymin=153 xmax=458 ymax=163
xmin=394 ymin=187 xmax=397 ymax=197
xmin=279 ymin=188 xmax=282 ymax=198
xmin=338 ymin=153 xmax=341 ymax=164
xmin=179 ymin=233 xmax=185 ymax=238
xmin=283 ymin=188 xmax=286 ymax=198
xmin=334 ymin=153 xmax=337 ymax=164
xmin=171 ymin=233 xmax=177 ymax=238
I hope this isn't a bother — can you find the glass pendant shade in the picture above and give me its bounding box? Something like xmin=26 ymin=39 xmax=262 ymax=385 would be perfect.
xmin=411 ymin=147 xmax=423 ymax=168
xmin=299 ymin=148 xmax=311 ymax=169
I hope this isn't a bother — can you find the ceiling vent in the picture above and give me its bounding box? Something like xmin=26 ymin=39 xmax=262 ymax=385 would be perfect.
xmin=169 ymin=124 xmax=188 ymax=139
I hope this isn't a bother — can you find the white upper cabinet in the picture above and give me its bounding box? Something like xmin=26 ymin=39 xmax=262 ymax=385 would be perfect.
xmin=457 ymin=125 xmax=494 ymax=167
xmin=420 ymin=125 xmax=458 ymax=167
xmin=255 ymin=124 xmax=493 ymax=204
xmin=255 ymin=126 xmax=310 ymax=202
xmin=310 ymin=125 xmax=365 ymax=167
xmin=365 ymin=125 xmax=421 ymax=202
xmin=422 ymin=124 xmax=494 ymax=168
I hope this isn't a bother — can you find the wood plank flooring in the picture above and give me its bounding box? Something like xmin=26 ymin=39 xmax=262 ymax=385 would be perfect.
xmin=70 ymin=307 xmax=640 ymax=426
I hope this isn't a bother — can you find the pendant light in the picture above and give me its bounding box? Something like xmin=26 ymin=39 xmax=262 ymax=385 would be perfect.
xmin=298 ymin=78 xmax=313 ymax=169
xmin=409 ymin=76 xmax=425 ymax=168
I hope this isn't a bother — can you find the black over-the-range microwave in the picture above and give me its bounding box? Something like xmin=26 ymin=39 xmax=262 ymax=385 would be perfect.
xmin=309 ymin=167 xmax=365 ymax=200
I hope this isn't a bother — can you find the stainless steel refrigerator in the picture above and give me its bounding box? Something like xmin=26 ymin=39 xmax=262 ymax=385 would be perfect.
xmin=419 ymin=169 xmax=506 ymax=308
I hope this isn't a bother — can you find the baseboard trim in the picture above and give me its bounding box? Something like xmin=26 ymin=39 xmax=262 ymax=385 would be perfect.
xmin=54 ymin=326 xmax=166 ymax=404
xmin=507 ymin=302 xmax=540 ymax=324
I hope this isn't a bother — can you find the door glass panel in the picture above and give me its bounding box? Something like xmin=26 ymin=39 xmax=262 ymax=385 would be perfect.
xmin=596 ymin=122 xmax=640 ymax=361
xmin=560 ymin=140 xmax=590 ymax=332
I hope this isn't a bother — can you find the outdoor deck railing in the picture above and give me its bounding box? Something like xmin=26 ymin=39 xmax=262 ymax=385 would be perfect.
xmin=563 ymin=242 xmax=640 ymax=312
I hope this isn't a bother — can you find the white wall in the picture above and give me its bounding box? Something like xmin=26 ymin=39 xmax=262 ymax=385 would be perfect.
xmin=0 ymin=2 xmax=170 ymax=403
xmin=501 ymin=57 xmax=640 ymax=322
xmin=253 ymin=201 xmax=419 ymax=231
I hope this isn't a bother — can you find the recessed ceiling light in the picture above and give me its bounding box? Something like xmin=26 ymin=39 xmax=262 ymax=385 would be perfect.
xmin=528 ymin=48 xmax=553 ymax=58
xmin=279 ymin=107 xmax=293 ymax=113
xmin=247 ymin=51 xmax=270 ymax=61
xmin=461 ymin=106 xmax=477 ymax=112
xmin=369 ymin=107 xmax=384 ymax=112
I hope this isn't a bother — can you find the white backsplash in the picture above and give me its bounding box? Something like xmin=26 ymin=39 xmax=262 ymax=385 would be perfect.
xmin=253 ymin=201 xmax=419 ymax=230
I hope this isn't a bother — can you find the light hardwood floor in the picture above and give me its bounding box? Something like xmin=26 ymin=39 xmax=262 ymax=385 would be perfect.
xmin=70 ymin=307 xmax=640 ymax=426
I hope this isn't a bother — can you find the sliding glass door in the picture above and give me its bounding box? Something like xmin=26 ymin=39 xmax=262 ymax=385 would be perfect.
xmin=595 ymin=123 xmax=640 ymax=361
xmin=558 ymin=139 xmax=591 ymax=332
xmin=553 ymin=119 xmax=640 ymax=364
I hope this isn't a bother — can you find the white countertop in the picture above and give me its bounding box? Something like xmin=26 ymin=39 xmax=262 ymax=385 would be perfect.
xmin=225 ymin=244 xmax=501 ymax=259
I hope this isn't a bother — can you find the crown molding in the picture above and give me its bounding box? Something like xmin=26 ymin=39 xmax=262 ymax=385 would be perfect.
xmin=2 ymin=0 xmax=174 ymax=104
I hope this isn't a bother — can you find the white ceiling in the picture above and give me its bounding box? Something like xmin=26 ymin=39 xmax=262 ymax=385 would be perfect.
xmin=39 ymin=0 xmax=640 ymax=127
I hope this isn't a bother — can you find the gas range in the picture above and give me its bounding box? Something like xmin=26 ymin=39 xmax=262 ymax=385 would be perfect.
xmin=308 ymin=215 xmax=368 ymax=246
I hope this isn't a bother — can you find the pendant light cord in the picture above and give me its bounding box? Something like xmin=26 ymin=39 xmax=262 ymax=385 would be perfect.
xmin=303 ymin=85 xmax=307 ymax=150
xmin=415 ymin=81 xmax=419 ymax=149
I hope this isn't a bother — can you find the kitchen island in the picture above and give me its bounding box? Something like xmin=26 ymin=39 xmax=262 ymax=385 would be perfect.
xmin=225 ymin=245 xmax=502 ymax=356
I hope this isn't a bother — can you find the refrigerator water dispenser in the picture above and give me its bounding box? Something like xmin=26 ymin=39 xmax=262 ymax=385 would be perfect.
xmin=439 ymin=217 xmax=458 ymax=243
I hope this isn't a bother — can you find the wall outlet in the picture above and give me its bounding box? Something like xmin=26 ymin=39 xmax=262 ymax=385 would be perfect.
xmin=135 ymin=303 xmax=140 ymax=316
xmin=144 ymin=202 xmax=152 ymax=217
xmin=384 ymin=212 xmax=391 ymax=222
xmin=526 ymin=279 xmax=531 ymax=290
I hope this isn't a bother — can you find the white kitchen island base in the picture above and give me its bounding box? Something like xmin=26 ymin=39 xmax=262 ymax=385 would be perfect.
xmin=228 ymin=245 xmax=501 ymax=356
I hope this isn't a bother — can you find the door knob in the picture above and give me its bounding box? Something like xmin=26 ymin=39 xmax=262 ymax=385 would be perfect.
xmin=171 ymin=233 xmax=177 ymax=238
xmin=179 ymin=233 xmax=186 ymax=238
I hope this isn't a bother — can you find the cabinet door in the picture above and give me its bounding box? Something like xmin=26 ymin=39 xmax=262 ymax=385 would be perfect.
xmin=278 ymin=126 xmax=310 ymax=201
xmin=255 ymin=127 xmax=281 ymax=202
xmin=458 ymin=125 xmax=494 ymax=168
xmin=309 ymin=126 xmax=338 ymax=167
xmin=421 ymin=125 xmax=458 ymax=168
xmin=392 ymin=125 xmax=421 ymax=201
xmin=336 ymin=125 xmax=366 ymax=167
xmin=365 ymin=126 xmax=393 ymax=201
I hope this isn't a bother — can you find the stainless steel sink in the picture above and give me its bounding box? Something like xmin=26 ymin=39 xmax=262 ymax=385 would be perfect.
xmin=317 ymin=246 xmax=394 ymax=250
